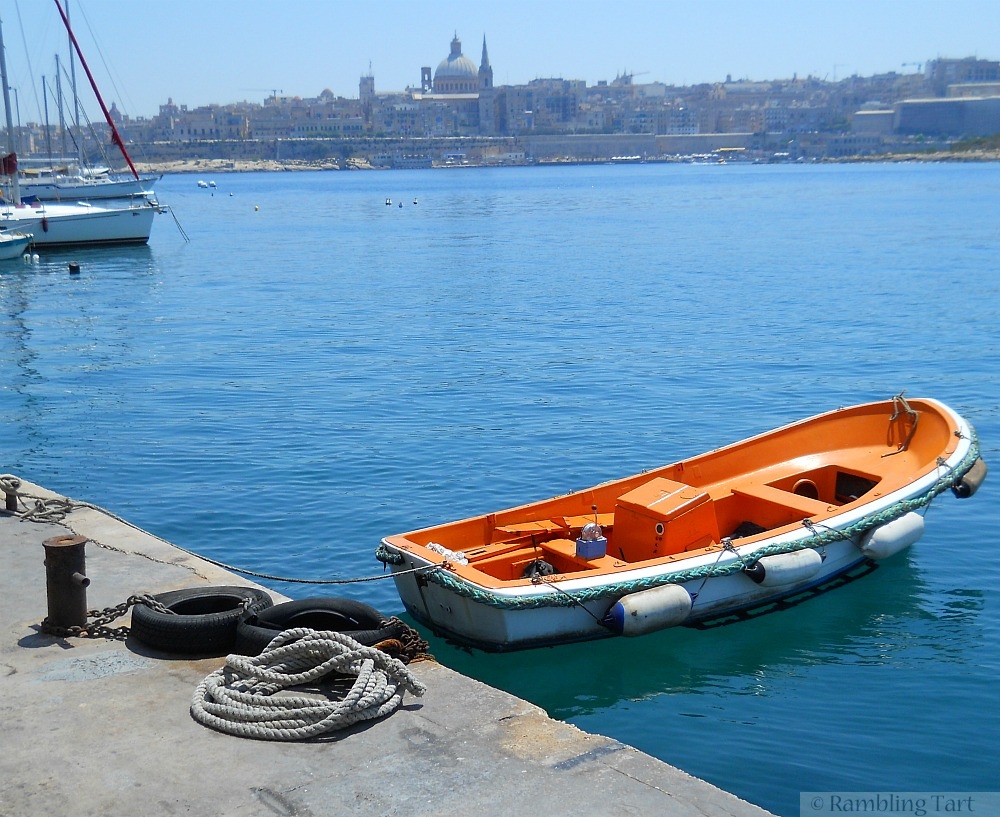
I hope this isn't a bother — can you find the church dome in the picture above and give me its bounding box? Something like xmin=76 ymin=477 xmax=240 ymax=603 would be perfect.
xmin=436 ymin=54 xmax=477 ymax=79
xmin=433 ymin=34 xmax=478 ymax=93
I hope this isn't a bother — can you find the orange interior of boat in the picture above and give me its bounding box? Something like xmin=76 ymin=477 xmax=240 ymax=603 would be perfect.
xmin=385 ymin=399 xmax=959 ymax=587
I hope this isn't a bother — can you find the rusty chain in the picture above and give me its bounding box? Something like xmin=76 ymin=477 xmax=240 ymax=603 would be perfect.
xmin=371 ymin=616 xmax=433 ymax=664
xmin=40 ymin=593 xmax=174 ymax=641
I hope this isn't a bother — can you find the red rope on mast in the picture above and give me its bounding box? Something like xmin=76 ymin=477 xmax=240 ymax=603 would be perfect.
xmin=52 ymin=0 xmax=139 ymax=180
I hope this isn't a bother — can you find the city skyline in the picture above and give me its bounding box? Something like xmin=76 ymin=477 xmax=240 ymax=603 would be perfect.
xmin=4 ymin=0 xmax=1000 ymax=121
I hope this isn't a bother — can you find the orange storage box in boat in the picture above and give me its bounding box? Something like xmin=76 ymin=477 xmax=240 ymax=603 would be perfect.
xmin=613 ymin=477 xmax=719 ymax=561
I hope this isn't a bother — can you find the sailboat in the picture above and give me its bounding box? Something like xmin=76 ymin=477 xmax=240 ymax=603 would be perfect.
xmin=19 ymin=161 xmax=160 ymax=202
xmin=0 ymin=3 xmax=160 ymax=247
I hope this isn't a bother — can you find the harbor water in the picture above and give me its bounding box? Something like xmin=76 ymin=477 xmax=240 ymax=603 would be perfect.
xmin=1 ymin=162 xmax=996 ymax=817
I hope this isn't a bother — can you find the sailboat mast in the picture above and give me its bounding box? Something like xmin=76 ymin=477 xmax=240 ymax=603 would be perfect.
xmin=0 ymin=11 xmax=22 ymax=203
xmin=66 ymin=0 xmax=82 ymax=165
xmin=52 ymin=0 xmax=139 ymax=180
xmin=43 ymin=79 xmax=54 ymax=163
xmin=56 ymin=54 xmax=67 ymax=159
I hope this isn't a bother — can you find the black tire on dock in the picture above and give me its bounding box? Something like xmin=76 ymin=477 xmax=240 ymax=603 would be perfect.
xmin=234 ymin=597 xmax=402 ymax=656
xmin=130 ymin=585 xmax=273 ymax=656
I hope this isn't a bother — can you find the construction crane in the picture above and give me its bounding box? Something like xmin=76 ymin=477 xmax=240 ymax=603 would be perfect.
xmin=240 ymin=88 xmax=284 ymax=101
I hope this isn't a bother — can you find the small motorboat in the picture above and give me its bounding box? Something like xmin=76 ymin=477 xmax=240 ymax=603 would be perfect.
xmin=378 ymin=395 xmax=986 ymax=651
xmin=0 ymin=230 xmax=32 ymax=260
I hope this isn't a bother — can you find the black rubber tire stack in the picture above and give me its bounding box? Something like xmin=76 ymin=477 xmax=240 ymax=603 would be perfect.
xmin=130 ymin=585 xmax=273 ymax=656
xmin=234 ymin=597 xmax=407 ymax=656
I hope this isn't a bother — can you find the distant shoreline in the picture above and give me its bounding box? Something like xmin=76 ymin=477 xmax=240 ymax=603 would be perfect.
xmin=139 ymin=151 xmax=1000 ymax=175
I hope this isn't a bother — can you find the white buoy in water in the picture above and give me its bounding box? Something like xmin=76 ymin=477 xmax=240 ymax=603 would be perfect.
xmin=859 ymin=512 xmax=924 ymax=560
xmin=603 ymin=584 xmax=693 ymax=636
xmin=254 ymin=205 xmax=260 ymax=212
xmin=744 ymin=547 xmax=823 ymax=586
xmin=32 ymin=254 xmax=39 ymax=263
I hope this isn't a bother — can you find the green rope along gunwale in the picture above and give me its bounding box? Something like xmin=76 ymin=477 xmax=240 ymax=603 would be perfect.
xmin=411 ymin=432 xmax=981 ymax=612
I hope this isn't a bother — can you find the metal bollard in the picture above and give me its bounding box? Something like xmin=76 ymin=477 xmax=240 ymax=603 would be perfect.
xmin=1 ymin=475 xmax=19 ymax=512
xmin=43 ymin=534 xmax=91 ymax=629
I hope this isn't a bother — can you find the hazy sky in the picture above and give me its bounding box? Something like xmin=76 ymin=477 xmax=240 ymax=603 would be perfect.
xmin=3 ymin=0 xmax=999 ymax=121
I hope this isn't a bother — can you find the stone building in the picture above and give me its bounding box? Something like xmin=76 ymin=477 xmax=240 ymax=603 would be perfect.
xmin=431 ymin=34 xmax=480 ymax=94
xmin=402 ymin=34 xmax=496 ymax=136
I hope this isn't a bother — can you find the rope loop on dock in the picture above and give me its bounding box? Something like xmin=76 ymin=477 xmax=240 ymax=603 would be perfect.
xmin=190 ymin=627 xmax=426 ymax=740
xmin=0 ymin=473 xmax=21 ymax=495
xmin=0 ymin=475 xmax=79 ymax=523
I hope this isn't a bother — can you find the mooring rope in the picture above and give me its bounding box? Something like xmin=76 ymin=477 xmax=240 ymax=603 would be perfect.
xmin=190 ymin=628 xmax=426 ymax=741
xmin=0 ymin=476 xmax=427 ymax=586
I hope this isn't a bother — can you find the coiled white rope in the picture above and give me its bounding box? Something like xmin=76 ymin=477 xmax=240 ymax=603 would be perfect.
xmin=190 ymin=628 xmax=426 ymax=740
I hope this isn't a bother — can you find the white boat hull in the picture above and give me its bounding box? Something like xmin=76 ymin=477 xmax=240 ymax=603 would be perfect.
xmin=0 ymin=201 xmax=157 ymax=247
xmin=386 ymin=536 xmax=872 ymax=651
xmin=20 ymin=174 xmax=159 ymax=201
xmin=0 ymin=231 xmax=31 ymax=260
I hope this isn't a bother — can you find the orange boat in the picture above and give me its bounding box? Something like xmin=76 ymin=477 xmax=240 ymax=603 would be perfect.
xmin=377 ymin=396 xmax=986 ymax=651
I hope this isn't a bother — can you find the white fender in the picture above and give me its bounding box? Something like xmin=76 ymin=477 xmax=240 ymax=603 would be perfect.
xmin=744 ymin=547 xmax=824 ymax=587
xmin=604 ymin=584 xmax=693 ymax=637
xmin=859 ymin=511 xmax=924 ymax=560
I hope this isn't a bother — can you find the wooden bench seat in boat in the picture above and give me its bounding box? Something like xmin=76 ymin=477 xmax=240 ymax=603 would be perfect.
xmin=539 ymin=537 xmax=622 ymax=572
xmin=562 ymin=513 xmax=615 ymax=530
xmin=469 ymin=536 xmax=621 ymax=580
xmin=494 ymin=519 xmax=568 ymax=536
xmin=494 ymin=513 xmax=615 ymax=540
xmin=730 ymin=483 xmax=831 ymax=516
xmin=716 ymin=482 xmax=832 ymax=538
xmin=612 ymin=477 xmax=720 ymax=561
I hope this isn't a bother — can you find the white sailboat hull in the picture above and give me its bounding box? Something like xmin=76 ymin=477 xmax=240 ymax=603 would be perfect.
xmin=0 ymin=201 xmax=156 ymax=248
xmin=20 ymin=174 xmax=159 ymax=201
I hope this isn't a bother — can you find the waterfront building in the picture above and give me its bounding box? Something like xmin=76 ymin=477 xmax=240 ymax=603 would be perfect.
xmin=926 ymin=57 xmax=1000 ymax=95
xmin=894 ymin=96 xmax=1000 ymax=137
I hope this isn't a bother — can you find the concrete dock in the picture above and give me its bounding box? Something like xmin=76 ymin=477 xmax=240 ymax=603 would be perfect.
xmin=1 ymin=477 xmax=775 ymax=817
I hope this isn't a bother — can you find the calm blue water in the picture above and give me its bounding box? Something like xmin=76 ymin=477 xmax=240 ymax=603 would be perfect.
xmin=1 ymin=163 xmax=997 ymax=816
